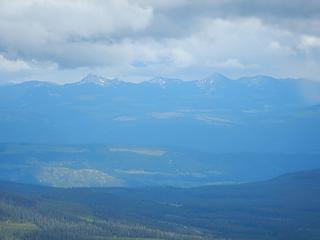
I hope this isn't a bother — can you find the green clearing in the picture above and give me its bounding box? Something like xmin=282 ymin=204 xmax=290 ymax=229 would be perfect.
xmin=0 ymin=221 xmax=39 ymax=239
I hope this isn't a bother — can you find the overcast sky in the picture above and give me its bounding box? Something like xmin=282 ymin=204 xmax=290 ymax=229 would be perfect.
xmin=0 ymin=0 xmax=319 ymax=83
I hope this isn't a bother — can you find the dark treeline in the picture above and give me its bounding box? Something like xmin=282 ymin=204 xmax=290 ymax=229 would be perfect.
xmin=1 ymin=169 xmax=320 ymax=240
xmin=0 ymin=193 xmax=209 ymax=240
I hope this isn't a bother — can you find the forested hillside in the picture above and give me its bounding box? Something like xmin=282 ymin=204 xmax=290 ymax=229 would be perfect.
xmin=1 ymin=169 xmax=320 ymax=240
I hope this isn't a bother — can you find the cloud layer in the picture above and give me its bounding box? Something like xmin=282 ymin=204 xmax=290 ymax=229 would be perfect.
xmin=0 ymin=0 xmax=319 ymax=83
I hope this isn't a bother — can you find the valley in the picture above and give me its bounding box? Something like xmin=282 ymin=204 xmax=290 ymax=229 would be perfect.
xmin=1 ymin=1 xmax=319 ymax=239
xmin=1 ymin=143 xmax=320 ymax=188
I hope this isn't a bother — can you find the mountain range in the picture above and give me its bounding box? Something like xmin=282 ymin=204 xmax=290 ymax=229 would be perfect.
xmin=1 ymin=74 xmax=320 ymax=188
xmin=0 ymin=73 xmax=319 ymax=153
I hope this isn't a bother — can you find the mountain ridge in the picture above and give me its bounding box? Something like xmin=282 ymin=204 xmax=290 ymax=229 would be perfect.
xmin=5 ymin=73 xmax=312 ymax=87
xmin=0 ymin=73 xmax=319 ymax=153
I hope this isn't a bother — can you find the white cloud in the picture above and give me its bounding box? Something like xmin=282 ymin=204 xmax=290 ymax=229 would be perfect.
xmin=209 ymin=58 xmax=259 ymax=69
xmin=299 ymin=35 xmax=320 ymax=49
xmin=270 ymin=41 xmax=282 ymax=50
xmin=171 ymin=48 xmax=194 ymax=68
xmin=0 ymin=55 xmax=30 ymax=72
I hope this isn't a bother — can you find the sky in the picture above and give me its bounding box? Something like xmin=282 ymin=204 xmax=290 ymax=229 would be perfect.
xmin=0 ymin=0 xmax=319 ymax=83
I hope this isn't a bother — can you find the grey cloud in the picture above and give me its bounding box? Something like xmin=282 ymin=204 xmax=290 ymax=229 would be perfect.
xmin=0 ymin=0 xmax=320 ymax=82
xmin=138 ymin=0 xmax=320 ymax=38
xmin=148 ymin=0 xmax=320 ymax=20
xmin=0 ymin=0 xmax=152 ymax=63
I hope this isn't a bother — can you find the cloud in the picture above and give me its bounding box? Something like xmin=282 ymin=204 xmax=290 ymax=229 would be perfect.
xmin=135 ymin=0 xmax=320 ymax=38
xmin=135 ymin=0 xmax=191 ymax=10
xmin=209 ymin=58 xmax=259 ymax=69
xmin=0 ymin=0 xmax=319 ymax=82
xmin=299 ymin=35 xmax=320 ymax=49
xmin=0 ymin=0 xmax=152 ymax=37
xmin=0 ymin=55 xmax=30 ymax=72
xmin=0 ymin=0 xmax=152 ymax=66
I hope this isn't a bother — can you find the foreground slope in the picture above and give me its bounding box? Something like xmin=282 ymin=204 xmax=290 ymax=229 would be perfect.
xmin=1 ymin=169 xmax=320 ymax=240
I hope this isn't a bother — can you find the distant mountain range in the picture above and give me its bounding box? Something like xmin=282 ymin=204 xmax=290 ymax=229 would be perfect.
xmin=0 ymin=73 xmax=319 ymax=152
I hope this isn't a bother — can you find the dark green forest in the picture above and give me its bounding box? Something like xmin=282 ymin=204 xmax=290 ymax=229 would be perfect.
xmin=1 ymin=169 xmax=320 ymax=240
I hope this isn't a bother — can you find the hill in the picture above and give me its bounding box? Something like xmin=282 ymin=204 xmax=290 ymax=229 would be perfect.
xmin=1 ymin=169 xmax=320 ymax=239
xmin=1 ymin=143 xmax=320 ymax=187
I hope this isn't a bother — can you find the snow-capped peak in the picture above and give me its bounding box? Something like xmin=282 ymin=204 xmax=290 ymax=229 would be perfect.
xmin=78 ymin=74 xmax=108 ymax=86
xmin=148 ymin=76 xmax=183 ymax=88
xmin=77 ymin=74 xmax=121 ymax=87
xmin=197 ymin=73 xmax=230 ymax=89
xmin=149 ymin=76 xmax=168 ymax=87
